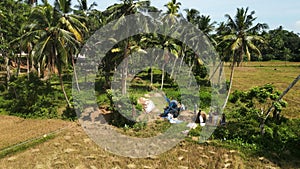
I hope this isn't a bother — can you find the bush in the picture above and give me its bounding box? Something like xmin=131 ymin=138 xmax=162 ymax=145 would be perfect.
xmin=213 ymin=84 xmax=300 ymax=158
xmin=262 ymin=54 xmax=275 ymax=61
xmin=0 ymin=73 xmax=61 ymax=118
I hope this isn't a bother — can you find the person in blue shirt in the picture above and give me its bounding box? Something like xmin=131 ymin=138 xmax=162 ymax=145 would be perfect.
xmin=160 ymin=96 xmax=182 ymax=118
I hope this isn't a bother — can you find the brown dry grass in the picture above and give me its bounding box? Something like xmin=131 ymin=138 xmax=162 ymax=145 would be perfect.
xmin=0 ymin=115 xmax=70 ymax=149
xmin=0 ymin=123 xmax=282 ymax=169
xmin=224 ymin=61 xmax=300 ymax=118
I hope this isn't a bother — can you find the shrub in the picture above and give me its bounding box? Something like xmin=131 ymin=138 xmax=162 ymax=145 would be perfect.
xmin=213 ymin=84 xmax=299 ymax=158
xmin=1 ymin=73 xmax=61 ymax=118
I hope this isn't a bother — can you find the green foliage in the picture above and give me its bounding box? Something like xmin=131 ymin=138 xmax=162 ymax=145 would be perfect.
xmin=132 ymin=121 xmax=147 ymax=131
xmin=0 ymin=73 xmax=61 ymax=118
xmin=213 ymin=84 xmax=299 ymax=158
xmin=135 ymin=103 xmax=143 ymax=111
xmin=188 ymin=125 xmax=203 ymax=137
xmin=0 ymin=133 xmax=56 ymax=159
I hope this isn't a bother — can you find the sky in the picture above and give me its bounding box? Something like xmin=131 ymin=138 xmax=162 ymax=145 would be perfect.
xmin=42 ymin=0 xmax=300 ymax=34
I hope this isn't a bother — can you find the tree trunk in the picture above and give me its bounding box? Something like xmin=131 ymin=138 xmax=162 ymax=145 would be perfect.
xmin=27 ymin=53 xmax=30 ymax=79
xmin=150 ymin=66 xmax=153 ymax=85
xmin=37 ymin=62 xmax=41 ymax=78
xmin=58 ymin=69 xmax=71 ymax=107
xmin=222 ymin=60 xmax=235 ymax=110
xmin=170 ymin=57 xmax=178 ymax=79
xmin=218 ymin=61 xmax=224 ymax=84
xmin=30 ymin=50 xmax=35 ymax=72
xmin=121 ymin=57 xmax=128 ymax=95
xmin=188 ymin=61 xmax=194 ymax=88
xmin=72 ymin=55 xmax=80 ymax=91
xmin=208 ymin=61 xmax=223 ymax=81
xmin=121 ymin=42 xmax=129 ymax=95
xmin=16 ymin=53 xmax=21 ymax=77
xmin=4 ymin=53 xmax=10 ymax=88
xmin=260 ymin=74 xmax=300 ymax=135
xmin=160 ymin=63 xmax=165 ymax=90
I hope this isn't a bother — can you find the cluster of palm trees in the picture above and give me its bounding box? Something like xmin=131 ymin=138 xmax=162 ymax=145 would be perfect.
xmin=0 ymin=0 xmax=268 ymax=108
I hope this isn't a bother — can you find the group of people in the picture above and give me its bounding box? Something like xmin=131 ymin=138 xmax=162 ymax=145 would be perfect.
xmin=159 ymin=95 xmax=226 ymax=127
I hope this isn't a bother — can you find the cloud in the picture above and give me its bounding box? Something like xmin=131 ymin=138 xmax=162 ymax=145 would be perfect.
xmin=296 ymin=20 xmax=300 ymax=27
xmin=294 ymin=20 xmax=300 ymax=33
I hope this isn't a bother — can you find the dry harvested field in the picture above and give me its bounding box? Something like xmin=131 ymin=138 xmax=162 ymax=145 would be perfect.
xmin=0 ymin=121 xmax=286 ymax=169
xmin=0 ymin=115 xmax=70 ymax=149
xmin=224 ymin=61 xmax=300 ymax=118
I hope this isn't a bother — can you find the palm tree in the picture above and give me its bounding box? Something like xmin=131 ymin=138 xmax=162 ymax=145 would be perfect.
xmin=220 ymin=7 xmax=268 ymax=109
xmin=198 ymin=15 xmax=216 ymax=37
xmin=105 ymin=0 xmax=153 ymax=95
xmin=184 ymin=8 xmax=200 ymax=25
xmin=163 ymin=0 xmax=181 ymax=23
xmin=184 ymin=8 xmax=216 ymax=41
xmin=55 ymin=0 xmax=88 ymax=92
xmin=160 ymin=0 xmax=182 ymax=89
xmin=74 ymin=0 xmax=97 ymax=12
xmin=105 ymin=0 xmax=151 ymax=21
xmin=26 ymin=2 xmax=81 ymax=107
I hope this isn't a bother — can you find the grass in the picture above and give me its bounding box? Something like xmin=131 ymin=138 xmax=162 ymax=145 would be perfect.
xmin=0 ymin=123 xmax=284 ymax=169
xmin=0 ymin=115 xmax=69 ymax=149
xmin=224 ymin=61 xmax=300 ymax=118
xmin=0 ymin=133 xmax=56 ymax=159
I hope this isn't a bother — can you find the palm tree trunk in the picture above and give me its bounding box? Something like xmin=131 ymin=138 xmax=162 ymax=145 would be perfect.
xmin=121 ymin=52 xmax=128 ymax=95
xmin=150 ymin=67 xmax=153 ymax=85
xmin=160 ymin=63 xmax=165 ymax=90
xmin=72 ymin=55 xmax=80 ymax=91
xmin=4 ymin=53 xmax=10 ymax=89
xmin=58 ymin=69 xmax=71 ymax=107
xmin=218 ymin=61 xmax=224 ymax=84
xmin=37 ymin=62 xmax=41 ymax=78
xmin=188 ymin=61 xmax=194 ymax=88
xmin=222 ymin=60 xmax=235 ymax=110
xmin=27 ymin=53 xmax=30 ymax=79
xmin=30 ymin=51 xmax=35 ymax=72
xmin=16 ymin=53 xmax=21 ymax=77
xmin=170 ymin=57 xmax=178 ymax=79
xmin=208 ymin=61 xmax=223 ymax=81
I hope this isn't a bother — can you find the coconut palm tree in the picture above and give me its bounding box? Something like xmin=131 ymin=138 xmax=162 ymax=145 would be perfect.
xmin=164 ymin=0 xmax=181 ymax=23
xmin=220 ymin=7 xmax=268 ymax=109
xmin=104 ymin=0 xmax=154 ymax=95
xmin=26 ymin=2 xmax=81 ymax=107
xmin=159 ymin=0 xmax=182 ymax=89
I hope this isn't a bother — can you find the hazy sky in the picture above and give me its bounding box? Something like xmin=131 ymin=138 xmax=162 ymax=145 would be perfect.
xmin=42 ymin=0 xmax=300 ymax=33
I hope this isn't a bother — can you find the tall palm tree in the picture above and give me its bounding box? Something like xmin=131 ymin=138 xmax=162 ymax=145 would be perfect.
xmin=164 ymin=0 xmax=181 ymax=23
xmin=184 ymin=8 xmax=200 ymax=25
xmin=26 ymin=2 xmax=81 ymax=107
xmin=105 ymin=0 xmax=153 ymax=95
xmin=220 ymin=7 xmax=268 ymax=109
xmin=198 ymin=15 xmax=216 ymax=37
xmin=160 ymin=0 xmax=182 ymax=89
xmin=184 ymin=8 xmax=216 ymax=40
xmin=105 ymin=0 xmax=151 ymax=21
xmin=74 ymin=0 xmax=97 ymax=12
